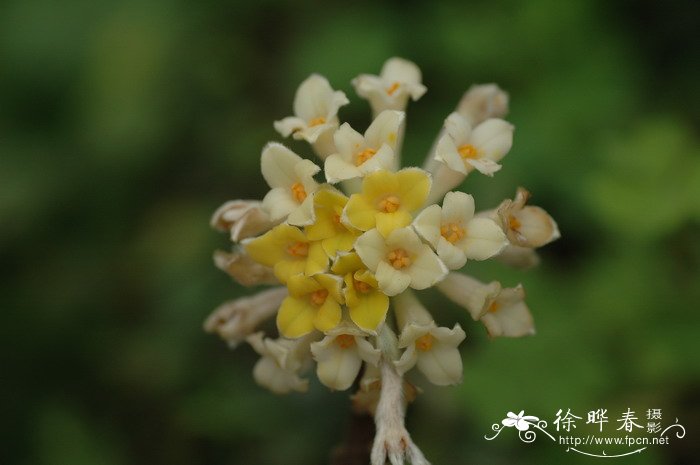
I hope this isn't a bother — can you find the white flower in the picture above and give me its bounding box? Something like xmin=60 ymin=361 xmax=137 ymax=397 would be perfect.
xmin=203 ymin=287 xmax=287 ymax=347
xmin=413 ymin=191 xmax=507 ymax=269
xmin=354 ymin=227 xmax=447 ymax=296
xmin=310 ymin=322 xmax=380 ymax=391
xmin=502 ymin=411 xmax=540 ymax=431
xmin=456 ymin=84 xmax=509 ymax=126
xmin=273 ymin=74 xmax=349 ymax=149
xmin=324 ymin=110 xmax=405 ymax=183
xmin=496 ymin=187 xmax=560 ymax=248
xmin=353 ymin=57 xmax=427 ymax=115
xmin=393 ymin=291 xmax=466 ymax=386
xmin=260 ymin=142 xmax=320 ymax=224
xmin=246 ymin=332 xmax=314 ymax=394
xmin=210 ymin=199 xmax=277 ymax=242
xmin=435 ymin=112 xmax=513 ymax=176
xmin=213 ymin=248 xmax=278 ymax=287
xmin=437 ymin=273 xmax=535 ymax=337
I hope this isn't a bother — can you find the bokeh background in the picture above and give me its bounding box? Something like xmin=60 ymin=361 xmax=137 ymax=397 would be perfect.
xmin=2 ymin=0 xmax=699 ymax=464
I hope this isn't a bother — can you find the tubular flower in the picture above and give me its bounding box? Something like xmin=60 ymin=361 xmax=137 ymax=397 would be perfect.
xmin=435 ymin=112 xmax=514 ymax=177
xmin=331 ymin=252 xmax=389 ymax=332
xmin=393 ymin=291 xmax=466 ymax=386
xmin=208 ymin=58 xmax=559 ymax=465
xmin=277 ymin=273 xmax=344 ymax=338
xmin=260 ymin=143 xmax=320 ymax=224
xmin=413 ymin=191 xmax=507 ymax=269
xmin=243 ymin=224 xmax=328 ymax=283
xmin=274 ymin=74 xmax=349 ymax=158
xmin=495 ymin=187 xmax=561 ymax=248
xmin=352 ymin=57 xmax=427 ymax=115
xmin=304 ymin=187 xmax=359 ymax=259
xmin=354 ymin=227 xmax=447 ymax=296
xmin=324 ymin=110 xmax=405 ymax=183
xmin=310 ymin=321 xmax=381 ymax=391
xmin=343 ymin=168 xmax=431 ymax=237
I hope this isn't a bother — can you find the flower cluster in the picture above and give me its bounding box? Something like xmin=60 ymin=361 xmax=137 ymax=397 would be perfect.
xmin=206 ymin=57 xmax=559 ymax=464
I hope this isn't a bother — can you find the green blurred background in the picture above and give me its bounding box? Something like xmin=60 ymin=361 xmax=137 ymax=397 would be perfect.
xmin=1 ymin=0 xmax=699 ymax=464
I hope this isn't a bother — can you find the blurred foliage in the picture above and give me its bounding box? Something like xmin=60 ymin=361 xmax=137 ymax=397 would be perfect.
xmin=1 ymin=0 xmax=698 ymax=464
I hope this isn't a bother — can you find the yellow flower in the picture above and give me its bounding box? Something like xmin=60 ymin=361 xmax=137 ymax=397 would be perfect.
xmin=342 ymin=168 xmax=431 ymax=237
xmin=243 ymin=224 xmax=328 ymax=283
xmin=304 ymin=188 xmax=359 ymax=259
xmin=277 ymin=273 xmax=344 ymax=337
xmin=331 ymin=252 xmax=389 ymax=332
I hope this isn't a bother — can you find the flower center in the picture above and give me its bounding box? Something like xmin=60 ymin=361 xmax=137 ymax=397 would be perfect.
xmin=440 ymin=222 xmax=466 ymax=244
xmin=310 ymin=289 xmax=329 ymax=306
xmin=308 ymin=116 xmax=326 ymax=127
xmin=286 ymin=241 xmax=309 ymax=258
xmin=291 ymin=182 xmax=307 ymax=202
xmin=387 ymin=248 xmax=411 ymax=269
xmin=378 ymin=195 xmax=400 ymax=213
xmin=355 ymin=148 xmax=377 ymax=166
xmin=415 ymin=333 xmax=434 ymax=352
xmin=353 ymin=278 xmax=372 ymax=293
xmin=458 ymin=144 xmax=479 ymax=159
xmin=488 ymin=301 xmax=500 ymax=313
xmin=335 ymin=334 xmax=356 ymax=349
xmin=386 ymin=82 xmax=400 ymax=96
xmin=332 ymin=212 xmax=342 ymax=225
xmin=508 ymin=214 xmax=521 ymax=231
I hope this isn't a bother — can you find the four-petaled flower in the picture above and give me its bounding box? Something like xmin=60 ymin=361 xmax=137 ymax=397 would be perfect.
xmin=352 ymin=57 xmax=427 ymax=115
xmin=435 ymin=112 xmax=514 ymax=176
xmin=324 ymin=110 xmax=405 ymax=183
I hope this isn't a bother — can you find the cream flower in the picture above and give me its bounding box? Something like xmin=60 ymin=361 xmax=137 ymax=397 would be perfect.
xmin=213 ymin=248 xmax=278 ymax=287
xmin=204 ymin=287 xmax=287 ymax=347
xmin=456 ymin=84 xmax=509 ymax=126
xmin=247 ymin=332 xmax=314 ymax=394
xmin=310 ymin=321 xmax=381 ymax=391
xmin=413 ymin=191 xmax=507 ymax=269
xmin=393 ymin=291 xmax=466 ymax=386
xmin=352 ymin=57 xmax=427 ymax=115
xmin=273 ymin=74 xmax=349 ymax=158
xmin=354 ymin=227 xmax=447 ymax=296
xmin=496 ymin=187 xmax=560 ymax=248
xmin=437 ymin=273 xmax=535 ymax=337
xmin=260 ymin=143 xmax=320 ymax=224
xmin=324 ymin=110 xmax=405 ymax=183
xmin=210 ymin=199 xmax=277 ymax=242
xmin=277 ymin=273 xmax=344 ymax=338
xmin=342 ymin=168 xmax=431 ymax=237
xmin=435 ymin=112 xmax=513 ymax=177
xmin=331 ymin=252 xmax=389 ymax=333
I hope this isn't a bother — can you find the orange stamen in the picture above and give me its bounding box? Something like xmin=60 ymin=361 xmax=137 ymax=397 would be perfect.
xmin=286 ymin=241 xmax=309 ymax=257
xmin=415 ymin=333 xmax=434 ymax=352
xmin=291 ymin=182 xmax=307 ymax=202
xmin=387 ymin=248 xmax=411 ymax=269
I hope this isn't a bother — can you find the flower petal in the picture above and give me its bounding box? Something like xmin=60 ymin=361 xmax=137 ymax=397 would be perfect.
xmin=354 ymin=228 xmax=387 ymax=271
xmin=314 ymin=298 xmax=342 ymax=332
xmin=376 ymin=260 xmax=411 ymax=296
xmin=349 ymin=291 xmax=390 ymax=332
xmin=277 ymin=296 xmax=316 ymax=338
xmin=470 ymin=118 xmax=514 ymax=163
xmin=396 ymin=168 xmax=431 ymax=211
xmin=461 ymin=217 xmax=507 ymax=260
xmin=407 ymin=244 xmax=448 ymax=290
xmin=412 ymin=204 xmax=442 ymax=248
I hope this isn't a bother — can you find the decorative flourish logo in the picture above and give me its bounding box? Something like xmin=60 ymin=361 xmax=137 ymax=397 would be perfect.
xmin=485 ymin=408 xmax=686 ymax=458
